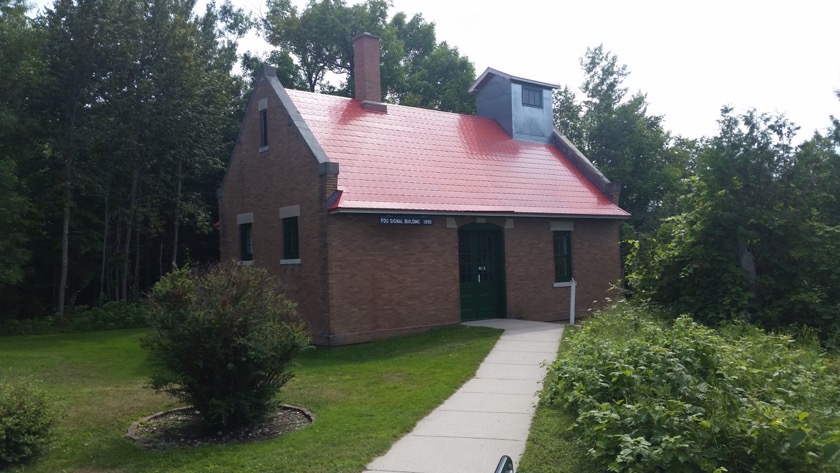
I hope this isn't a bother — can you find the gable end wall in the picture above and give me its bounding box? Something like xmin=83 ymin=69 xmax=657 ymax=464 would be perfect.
xmin=218 ymin=76 xmax=332 ymax=343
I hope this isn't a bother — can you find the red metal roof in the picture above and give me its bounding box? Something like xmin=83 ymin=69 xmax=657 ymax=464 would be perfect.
xmin=286 ymin=90 xmax=629 ymax=218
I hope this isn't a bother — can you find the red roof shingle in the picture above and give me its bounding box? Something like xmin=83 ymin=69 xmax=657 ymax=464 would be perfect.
xmin=287 ymin=90 xmax=629 ymax=218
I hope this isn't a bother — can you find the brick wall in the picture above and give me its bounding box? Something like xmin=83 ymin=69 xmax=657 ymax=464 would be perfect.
xmin=218 ymin=76 xmax=331 ymax=342
xmin=505 ymin=218 xmax=622 ymax=322
xmin=325 ymin=215 xmax=621 ymax=344
xmin=326 ymin=213 xmax=461 ymax=345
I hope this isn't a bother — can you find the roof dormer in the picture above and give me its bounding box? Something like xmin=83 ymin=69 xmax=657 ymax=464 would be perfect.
xmin=469 ymin=68 xmax=559 ymax=144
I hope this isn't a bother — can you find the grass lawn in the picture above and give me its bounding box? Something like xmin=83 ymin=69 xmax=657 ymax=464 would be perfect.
xmin=517 ymin=326 xmax=600 ymax=473
xmin=1 ymin=325 xmax=501 ymax=472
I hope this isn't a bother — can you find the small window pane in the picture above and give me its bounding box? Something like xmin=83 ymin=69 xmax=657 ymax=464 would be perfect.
xmin=523 ymin=86 xmax=543 ymax=108
xmin=553 ymin=231 xmax=571 ymax=282
xmin=283 ymin=216 xmax=299 ymax=259
xmin=240 ymin=223 xmax=253 ymax=261
xmin=458 ymin=232 xmax=472 ymax=283
xmin=259 ymin=109 xmax=268 ymax=148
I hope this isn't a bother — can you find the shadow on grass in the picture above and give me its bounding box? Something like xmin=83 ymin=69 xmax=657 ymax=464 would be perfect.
xmin=297 ymin=325 xmax=502 ymax=368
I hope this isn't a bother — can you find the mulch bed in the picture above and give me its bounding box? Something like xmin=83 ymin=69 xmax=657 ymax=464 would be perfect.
xmin=127 ymin=404 xmax=314 ymax=448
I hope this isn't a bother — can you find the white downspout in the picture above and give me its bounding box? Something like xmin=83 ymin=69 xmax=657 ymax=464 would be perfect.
xmin=569 ymin=279 xmax=577 ymax=325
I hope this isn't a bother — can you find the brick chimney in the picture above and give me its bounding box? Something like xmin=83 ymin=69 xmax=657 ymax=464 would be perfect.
xmin=352 ymin=32 xmax=387 ymax=112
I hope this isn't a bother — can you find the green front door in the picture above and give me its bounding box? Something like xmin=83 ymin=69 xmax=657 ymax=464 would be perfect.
xmin=458 ymin=224 xmax=506 ymax=321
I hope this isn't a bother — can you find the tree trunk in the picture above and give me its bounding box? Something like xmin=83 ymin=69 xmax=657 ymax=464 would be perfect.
xmin=99 ymin=182 xmax=110 ymax=302
xmin=159 ymin=241 xmax=164 ymax=279
xmin=171 ymin=158 xmax=183 ymax=270
xmin=112 ymin=215 xmax=122 ymax=301
xmin=133 ymin=225 xmax=140 ymax=300
xmin=58 ymin=161 xmax=71 ymax=321
xmin=121 ymin=162 xmax=140 ymax=301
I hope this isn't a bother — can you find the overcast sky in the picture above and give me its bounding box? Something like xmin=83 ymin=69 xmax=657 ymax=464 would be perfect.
xmin=240 ymin=0 xmax=840 ymax=142
xmin=33 ymin=0 xmax=840 ymax=141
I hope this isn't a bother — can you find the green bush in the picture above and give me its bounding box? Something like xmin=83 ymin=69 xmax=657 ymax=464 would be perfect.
xmin=1 ymin=301 xmax=148 ymax=336
xmin=66 ymin=301 xmax=148 ymax=331
xmin=0 ymin=378 xmax=58 ymax=467
xmin=142 ymin=262 xmax=311 ymax=431
xmin=546 ymin=303 xmax=840 ymax=472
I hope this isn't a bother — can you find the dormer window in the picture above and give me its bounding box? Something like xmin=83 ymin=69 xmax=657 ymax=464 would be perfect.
xmin=470 ymin=68 xmax=559 ymax=143
xmin=522 ymin=86 xmax=543 ymax=108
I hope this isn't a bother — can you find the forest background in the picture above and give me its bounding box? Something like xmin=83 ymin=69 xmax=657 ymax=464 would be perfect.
xmin=1 ymin=0 xmax=838 ymax=343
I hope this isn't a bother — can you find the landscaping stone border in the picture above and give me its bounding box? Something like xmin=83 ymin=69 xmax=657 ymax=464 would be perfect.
xmin=126 ymin=404 xmax=315 ymax=443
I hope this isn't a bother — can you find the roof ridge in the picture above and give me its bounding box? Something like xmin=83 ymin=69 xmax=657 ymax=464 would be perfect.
xmin=285 ymin=88 xmax=496 ymax=121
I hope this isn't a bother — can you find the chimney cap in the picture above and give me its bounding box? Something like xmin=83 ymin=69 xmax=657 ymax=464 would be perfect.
xmin=352 ymin=32 xmax=381 ymax=42
xmin=257 ymin=65 xmax=277 ymax=79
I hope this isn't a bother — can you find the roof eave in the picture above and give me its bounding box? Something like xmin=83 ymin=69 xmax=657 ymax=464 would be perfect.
xmin=469 ymin=67 xmax=561 ymax=94
xmin=266 ymin=74 xmax=338 ymax=176
xmin=328 ymin=208 xmax=630 ymax=220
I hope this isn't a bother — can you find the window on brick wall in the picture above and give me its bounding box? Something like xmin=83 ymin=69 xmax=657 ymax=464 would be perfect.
xmin=258 ymin=98 xmax=269 ymax=151
xmin=278 ymin=205 xmax=300 ymax=264
xmin=259 ymin=109 xmax=268 ymax=148
xmin=282 ymin=217 xmax=299 ymax=260
xmin=240 ymin=222 xmax=253 ymax=261
xmin=553 ymin=231 xmax=572 ymax=283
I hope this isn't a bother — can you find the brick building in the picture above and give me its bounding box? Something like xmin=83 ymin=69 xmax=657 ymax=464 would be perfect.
xmin=218 ymin=33 xmax=629 ymax=345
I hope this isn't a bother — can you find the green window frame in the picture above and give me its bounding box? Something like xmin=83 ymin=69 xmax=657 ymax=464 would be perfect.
xmin=240 ymin=222 xmax=253 ymax=261
xmin=282 ymin=216 xmax=299 ymax=260
xmin=553 ymin=231 xmax=572 ymax=283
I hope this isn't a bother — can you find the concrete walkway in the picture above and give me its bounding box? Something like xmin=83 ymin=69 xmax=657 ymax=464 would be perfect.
xmin=363 ymin=319 xmax=564 ymax=473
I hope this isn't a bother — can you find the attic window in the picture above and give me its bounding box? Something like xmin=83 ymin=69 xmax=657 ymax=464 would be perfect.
xmin=522 ymin=86 xmax=543 ymax=108
xmin=259 ymin=110 xmax=268 ymax=149
xmin=258 ymin=98 xmax=269 ymax=152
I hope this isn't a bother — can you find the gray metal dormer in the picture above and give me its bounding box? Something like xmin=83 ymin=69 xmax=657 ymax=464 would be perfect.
xmin=469 ymin=67 xmax=560 ymax=144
